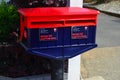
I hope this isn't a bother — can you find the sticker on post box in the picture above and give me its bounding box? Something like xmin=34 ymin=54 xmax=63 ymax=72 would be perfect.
xmin=39 ymin=28 xmax=57 ymax=41
xmin=24 ymin=29 xmax=28 ymax=39
xmin=71 ymin=26 xmax=88 ymax=39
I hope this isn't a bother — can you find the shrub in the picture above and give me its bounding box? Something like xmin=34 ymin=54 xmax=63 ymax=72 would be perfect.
xmin=95 ymin=0 xmax=110 ymax=4
xmin=0 ymin=0 xmax=19 ymax=44
xmin=10 ymin=0 xmax=67 ymax=8
xmin=83 ymin=0 xmax=92 ymax=3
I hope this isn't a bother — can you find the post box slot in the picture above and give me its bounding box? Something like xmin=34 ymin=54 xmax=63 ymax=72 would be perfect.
xmin=31 ymin=21 xmax=64 ymax=26
xmin=66 ymin=20 xmax=96 ymax=25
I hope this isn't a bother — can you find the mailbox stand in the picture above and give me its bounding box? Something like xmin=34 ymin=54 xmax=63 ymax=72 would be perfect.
xmin=18 ymin=7 xmax=99 ymax=80
xmin=51 ymin=59 xmax=64 ymax=80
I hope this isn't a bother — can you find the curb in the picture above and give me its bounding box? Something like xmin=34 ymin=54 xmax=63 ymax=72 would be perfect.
xmin=83 ymin=5 xmax=120 ymax=18
xmin=84 ymin=76 xmax=105 ymax=80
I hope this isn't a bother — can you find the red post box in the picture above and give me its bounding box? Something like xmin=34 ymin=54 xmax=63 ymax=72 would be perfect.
xmin=18 ymin=7 xmax=99 ymax=59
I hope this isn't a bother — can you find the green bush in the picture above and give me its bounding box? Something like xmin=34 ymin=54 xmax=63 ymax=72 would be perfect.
xmin=94 ymin=0 xmax=110 ymax=4
xmin=95 ymin=0 xmax=105 ymax=3
xmin=0 ymin=0 xmax=19 ymax=44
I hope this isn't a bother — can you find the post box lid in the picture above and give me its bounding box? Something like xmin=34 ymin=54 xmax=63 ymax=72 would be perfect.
xmin=18 ymin=7 xmax=100 ymax=17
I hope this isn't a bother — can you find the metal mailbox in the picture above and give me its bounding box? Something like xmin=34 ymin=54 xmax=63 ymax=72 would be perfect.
xmin=18 ymin=7 xmax=99 ymax=59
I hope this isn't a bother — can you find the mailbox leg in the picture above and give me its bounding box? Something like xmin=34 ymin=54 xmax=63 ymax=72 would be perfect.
xmin=51 ymin=59 xmax=64 ymax=80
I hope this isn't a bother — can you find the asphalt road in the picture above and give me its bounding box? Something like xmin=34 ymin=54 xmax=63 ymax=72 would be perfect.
xmin=96 ymin=13 xmax=120 ymax=47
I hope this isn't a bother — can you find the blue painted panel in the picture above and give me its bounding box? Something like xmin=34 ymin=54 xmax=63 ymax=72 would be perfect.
xmin=21 ymin=26 xmax=97 ymax=59
xmin=64 ymin=27 xmax=71 ymax=46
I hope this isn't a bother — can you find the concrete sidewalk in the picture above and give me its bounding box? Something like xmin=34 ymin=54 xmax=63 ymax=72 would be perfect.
xmin=81 ymin=46 xmax=120 ymax=80
xmin=84 ymin=76 xmax=104 ymax=80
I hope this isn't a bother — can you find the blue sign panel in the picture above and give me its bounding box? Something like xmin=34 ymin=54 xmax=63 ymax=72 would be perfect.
xmin=39 ymin=28 xmax=58 ymax=41
xmin=71 ymin=26 xmax=88 ymax=39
